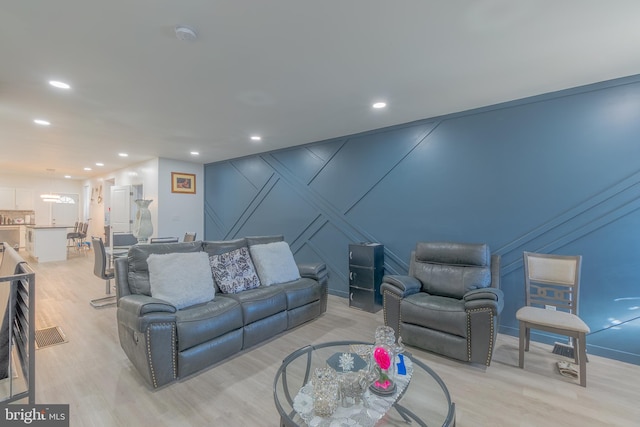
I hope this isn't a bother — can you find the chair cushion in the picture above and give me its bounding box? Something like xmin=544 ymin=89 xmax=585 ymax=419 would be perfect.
xmin=413 ymin=242 xmax=491 ymax=298
xmin=516 ymin=306 xmax=590 ymax=333
xmin=401 ymin=293 xmax=467 ymax=338
xmin=147 ymin=252 xmax=215 ymax=309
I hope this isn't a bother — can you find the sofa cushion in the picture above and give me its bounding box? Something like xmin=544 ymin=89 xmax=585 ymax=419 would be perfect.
xmin=209 ymin=247 xmax=261 ymax=294
xmin=225 ymin=286 xmax=287 ymax=324
xmin=127 ymin=241 xmax=203 ymax=296
xmin=277 ymin=278 xmax=321 ymax=310
xmin=245 ymin=235 xmax=284 ymax=246
xmin=249 ymin=241 xmax=301 ymax=286
xmin=147 ymin=252 xmax=215 ymax=309
xmin=175 ymin=296 xmax=243 ymax=351
xmin=202 ymin=238 xmax=247 ymax=256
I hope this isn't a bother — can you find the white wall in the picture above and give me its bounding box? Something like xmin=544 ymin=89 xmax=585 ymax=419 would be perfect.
xmin=157 ymin=158 xmax=204 ymax=241
xmin=0 ymin=173 xmax=83 ymax=225
xmin=85 ymin=157 xmax=203 ymax=242
xmin=84 ymin=158 xmax=159 ymax=240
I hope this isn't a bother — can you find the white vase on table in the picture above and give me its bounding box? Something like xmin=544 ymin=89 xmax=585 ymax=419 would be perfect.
xmin=133 ymin=199 xmax=153 ymax=243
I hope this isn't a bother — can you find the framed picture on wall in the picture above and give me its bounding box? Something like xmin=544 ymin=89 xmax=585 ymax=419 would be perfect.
xmin=171 ymin=172 xmax=196 ymax=194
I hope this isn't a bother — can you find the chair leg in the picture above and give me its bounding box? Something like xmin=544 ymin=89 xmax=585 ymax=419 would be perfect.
xmin=518 ymin=322 xmax=526 ymax=368
xmin=577 ymin=332 xmax=587 ymax=387
xmin=90 ymin=296 xmax=116 ymax=308
xmin=91 ymin=279 xmax=116 ymax=308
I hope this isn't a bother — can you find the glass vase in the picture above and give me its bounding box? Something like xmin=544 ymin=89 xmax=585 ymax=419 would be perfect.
xmin=312 ymin=367 xmax=339 ymax=417
xmin=369 ymin=325 xmax=402 ymax=396
xmin=133 ymin=199 xmax=153 ymax=243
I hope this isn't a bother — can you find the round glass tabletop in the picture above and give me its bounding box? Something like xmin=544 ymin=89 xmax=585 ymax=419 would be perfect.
xmin=273 ymin=340 xmax=455 ymax=427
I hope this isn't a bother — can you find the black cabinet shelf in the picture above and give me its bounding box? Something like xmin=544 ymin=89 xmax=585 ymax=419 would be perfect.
xmin=348 ymin=243 xmax=384 ymax=313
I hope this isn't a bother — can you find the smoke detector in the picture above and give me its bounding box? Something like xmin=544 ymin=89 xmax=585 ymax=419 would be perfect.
xmin=175 ymin=25 xmax=198 ymax=41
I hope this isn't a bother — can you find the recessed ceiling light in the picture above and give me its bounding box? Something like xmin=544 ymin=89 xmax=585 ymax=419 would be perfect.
xmin=64 ymin=175 xmax=71 ymax=179
xmin=118 ymin=153 xmax=128 ymax=157
xmin=372 ymin=102 xmax=387 ymax=109
xmin=175 ymin=25 xmax=198 ymax=42
xmin=95 ymin=162 xmax=104 ymax=166
xmin=49 ymin=80 xmax=71 ymax=89
xmin=190 ymin=151 xmax=200 ymax=156
xmin=84 ymin=167 xmax=92 ymax=171
xmin=250 ymin=135 xmax=262 ymax=141
xmin=34 ymin=119 xmax=51 ymax=126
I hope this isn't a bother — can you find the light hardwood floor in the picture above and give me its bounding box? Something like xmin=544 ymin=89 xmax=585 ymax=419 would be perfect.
xmin=17 ymin=251 xmax=640 ymax=426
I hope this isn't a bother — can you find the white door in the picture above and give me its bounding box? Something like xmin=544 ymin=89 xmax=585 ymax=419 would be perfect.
xmin=51 ymin=194 xmax=79 ymax=226
xmin=110 ymin=185 xmax=132 ymax=233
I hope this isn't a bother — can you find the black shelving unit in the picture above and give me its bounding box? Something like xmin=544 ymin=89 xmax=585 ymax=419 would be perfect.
xmin=348 ymin=243 xmax=384 ymax=313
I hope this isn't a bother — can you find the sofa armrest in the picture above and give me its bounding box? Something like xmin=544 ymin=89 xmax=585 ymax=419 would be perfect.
xmin=297 ymin=262 xmax=327 ymax=280
xmin=117 ymin=294 xmax=177 ymax=333
xmin=463 ymin=288 xmax=504 ymax=314
xmin=381 ymin=275 xmax=422 ymax=298
xmin=119 ymin=294 xmax=177 ymax=315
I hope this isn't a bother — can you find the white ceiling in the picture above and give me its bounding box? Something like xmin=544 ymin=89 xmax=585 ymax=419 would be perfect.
xmin=2 ymin=1 xmax=640 ymax=179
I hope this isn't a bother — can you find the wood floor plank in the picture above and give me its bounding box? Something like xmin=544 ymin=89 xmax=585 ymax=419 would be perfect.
xmin=17 ymin=252 xmax=640 ymax=426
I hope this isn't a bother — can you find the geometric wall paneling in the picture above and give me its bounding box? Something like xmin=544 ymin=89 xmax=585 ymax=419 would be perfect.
xmin=204 ymin=74 xmax=640 ymax=364
xmin=272 ymin=139 xmax=346 ymax=184
xmin=233 ymin=178 xmax=319 ymax=242
xmin=309 ymin=122 xmax=437 ymax=214
xmin=498 ymin=168 xmax=640 ymax=275
xmin=232 ymin=156 xmax=275 ymax=189
xmin=204 ymin=161 xmax=263 ymax=237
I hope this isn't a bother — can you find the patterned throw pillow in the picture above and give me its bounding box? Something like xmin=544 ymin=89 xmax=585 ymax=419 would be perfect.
xmin=209 ymin=247 xmax=261 ymax=294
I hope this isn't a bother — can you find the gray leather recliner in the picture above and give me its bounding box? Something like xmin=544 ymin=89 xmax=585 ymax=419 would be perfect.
xmin=381 ymin=242 xmax=503 ymax=366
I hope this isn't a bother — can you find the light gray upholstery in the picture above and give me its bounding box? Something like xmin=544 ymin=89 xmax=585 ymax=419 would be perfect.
xmin=382 ymin=242 xmax=503 ymax=366
xmin=114 ymin=235 xmax=328 ymax=388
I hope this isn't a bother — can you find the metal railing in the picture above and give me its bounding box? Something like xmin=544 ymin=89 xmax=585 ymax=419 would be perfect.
xmin=1 ymin=242 xmax=36 ymax=404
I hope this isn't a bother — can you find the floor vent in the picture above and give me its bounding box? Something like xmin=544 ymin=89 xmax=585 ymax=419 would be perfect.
xmin=35 ymin=326 xmax=68 ymax=349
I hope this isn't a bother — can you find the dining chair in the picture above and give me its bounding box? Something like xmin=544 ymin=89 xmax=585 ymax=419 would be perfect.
xmin=90 ymin=237 xmax=116 ymax=308
xmin=183 ymin=232 xmax=197 ymax=242
xmin=516 ymin=252 xmax=589 ymax=386
xmin=112 ymin=232 xmax=138 ymax=247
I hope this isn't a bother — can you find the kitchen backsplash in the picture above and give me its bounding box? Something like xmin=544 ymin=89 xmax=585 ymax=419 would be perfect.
xmin=0 ymin=210 xmax=35 ymax=225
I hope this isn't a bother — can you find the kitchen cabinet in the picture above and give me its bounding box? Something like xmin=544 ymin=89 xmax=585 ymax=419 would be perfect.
xmin=15 ymin=189 xmax=34 ymax=210
xmin=0 ymin=188 xmax=14 ymax=210
xmin=0 ymin=187 xmax=34 ymax=210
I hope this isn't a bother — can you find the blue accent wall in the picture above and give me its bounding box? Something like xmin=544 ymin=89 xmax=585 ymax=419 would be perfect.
xmin=204 ymin=75 xmax=640 ymax=365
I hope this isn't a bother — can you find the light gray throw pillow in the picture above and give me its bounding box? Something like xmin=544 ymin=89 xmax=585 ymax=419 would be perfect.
xmin=147 ymin=252 xmax=215 ymax=309
xmin=249 ymin=241 xmax=301 ymax=286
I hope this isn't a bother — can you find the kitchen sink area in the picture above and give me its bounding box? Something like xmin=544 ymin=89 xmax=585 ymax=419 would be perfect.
xmin=0 ymin=210 xmax=35 ymax=251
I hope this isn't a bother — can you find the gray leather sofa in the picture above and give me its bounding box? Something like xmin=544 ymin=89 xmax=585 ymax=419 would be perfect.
xmin=114 ymin=235 xmax=328 ymax=388
xmin=381 ymin=242 xmax=503 ymax=366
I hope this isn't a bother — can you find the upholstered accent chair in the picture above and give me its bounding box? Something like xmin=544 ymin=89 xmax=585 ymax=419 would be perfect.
xmin=381 ymin=242 xmax=503 ymax=366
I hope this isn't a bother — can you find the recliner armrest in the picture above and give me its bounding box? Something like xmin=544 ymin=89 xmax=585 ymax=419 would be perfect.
xmin=381 ymin=275 xmax=422 ymax=297
xmin=463 ymin=288 xmax=504 ymax=313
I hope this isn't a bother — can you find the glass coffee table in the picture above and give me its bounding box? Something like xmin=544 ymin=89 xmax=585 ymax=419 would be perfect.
xmin=273 ymin=341 xmax=455 ymax=427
